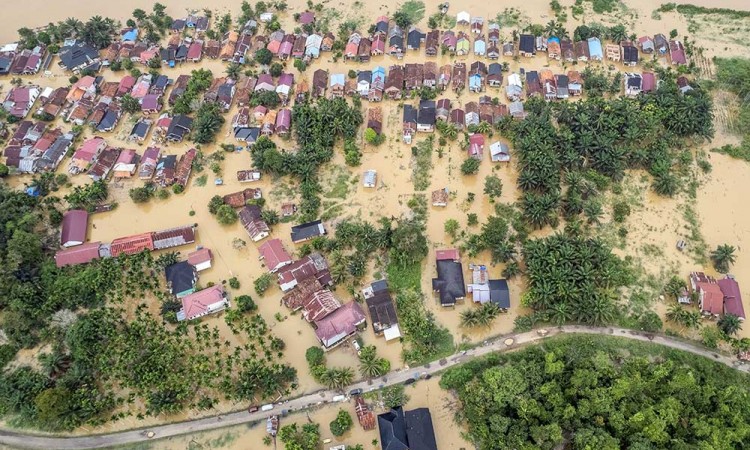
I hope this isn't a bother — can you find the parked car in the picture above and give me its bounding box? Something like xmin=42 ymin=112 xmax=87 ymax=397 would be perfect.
xmin=261 ymin=403 xmax=274 ymax=412
xmin=248 ymin=405 xmax=259 ymax=413
xmin=403 ymin=378 xmax=416 ymax=385
xmin=349 ymin=388 xmax=363 ymax=396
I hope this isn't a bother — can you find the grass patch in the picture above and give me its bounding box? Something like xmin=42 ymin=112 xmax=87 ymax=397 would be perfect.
xmin=397 ymin=0 xmax=426 ymax=24
xmin=194 ymin=174 xmax=207 ymax=187
xmin=712 ymin=143 xmax=750 ymax=161
xmin=411 ymin=136 xmax=433 ymax=191
xmin=496 ymin=7 xmax=522 ymax=27
xmin=323 ymin=165 xmax=351 ymax=199
xmin=681 ymin=203 xmax=708 ymax=264
xmin=658 ymin=3 xmax=750 ymax=19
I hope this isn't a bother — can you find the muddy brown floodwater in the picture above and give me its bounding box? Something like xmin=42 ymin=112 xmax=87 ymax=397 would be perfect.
xmin=3 ymin=0 xmax=750 ymax=448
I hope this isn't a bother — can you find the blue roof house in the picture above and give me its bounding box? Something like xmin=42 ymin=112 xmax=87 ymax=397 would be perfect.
xmin=469 ymin=73 xmax=482 ymax=92
xmin=121 ymin=28 xmax=139 ymax=43
xmin=587 ymin=37 xmax=603 ymax=61
xmin=372 ymin=66 xmax=386 ymax=87
xmin=474 ymin=38 xmax=486 ymax=56
xmin=330 ymin=73 xmax=345 ymax=88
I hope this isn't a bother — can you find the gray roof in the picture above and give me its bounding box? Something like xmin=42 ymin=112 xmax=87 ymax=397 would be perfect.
xmin=165 ymin=261 xmax=196 ymax=295
xmin=432 ymin=260 xmax=465 ymax=306
xmin=488 ymin=279 xmax=510 ymax=308
xmin=59 ymin=42 xmax=100 ymax=70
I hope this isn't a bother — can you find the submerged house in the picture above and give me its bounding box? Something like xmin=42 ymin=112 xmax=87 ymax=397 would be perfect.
xmin=259 ymin=238 xmax=293 ymax=273
xmin=314 ymin=301 xmax=367 ymax=349
xmin=432 ymin=251 xmax=466 ymax=307
xmin=60 ymin=210 xmax=88 ymax=247
xmin=165 ymin=261 xmax=197 ymax=298
xmin=364 ymin=280 xmax=400 ymax=340
xmin=378 ymin=407 xmax=438 ymax=450
xmin=177 ymin=285 xmax=229 ymax=321
xmin=291 ymin=220 xmax=326 ymax=243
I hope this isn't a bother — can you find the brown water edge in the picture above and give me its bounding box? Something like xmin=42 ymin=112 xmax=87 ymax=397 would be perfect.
xmin=0 ymin=0 xmax=749 ymax=43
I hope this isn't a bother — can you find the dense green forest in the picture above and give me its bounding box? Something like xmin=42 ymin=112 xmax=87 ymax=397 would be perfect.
xmin=441 ymin=335 xmax=750 ymax=450
xmin=0 ymin=184 xmax=296 ymax=430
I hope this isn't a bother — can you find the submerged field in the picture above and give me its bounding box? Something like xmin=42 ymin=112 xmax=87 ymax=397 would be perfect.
xmin=1 ymin=0 xmax=750 ymax=449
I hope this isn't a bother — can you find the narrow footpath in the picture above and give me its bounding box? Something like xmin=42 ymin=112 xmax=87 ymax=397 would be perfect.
xmin=1 ymin=326 xmax=748 ymax=449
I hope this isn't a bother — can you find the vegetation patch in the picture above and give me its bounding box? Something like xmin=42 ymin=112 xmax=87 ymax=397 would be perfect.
xmin=440 ymin=334 xmax=750 ymax=449
xmin=411 ymin=137 xmax=434 ymax=191
xmin=251 ymin=98 xmax=362 ymax=221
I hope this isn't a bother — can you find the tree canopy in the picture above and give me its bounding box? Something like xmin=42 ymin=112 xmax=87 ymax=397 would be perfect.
xmin=441 ymin=335 xmax=750 ymax=450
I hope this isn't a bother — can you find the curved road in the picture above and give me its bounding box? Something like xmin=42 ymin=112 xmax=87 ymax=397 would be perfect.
xmin=1 ymin=326 xmax=748 ymax=449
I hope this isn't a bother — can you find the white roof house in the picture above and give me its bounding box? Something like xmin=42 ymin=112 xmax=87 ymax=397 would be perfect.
xmin=457 ymin=11 xmax=471 ymax=24
xmin=490 ymin=142 xmax=511 ymax=162
xmin=363 ymin=170 xmax=377 ymax=188
xmin=260 ymin=12 xmax=274 ymax=22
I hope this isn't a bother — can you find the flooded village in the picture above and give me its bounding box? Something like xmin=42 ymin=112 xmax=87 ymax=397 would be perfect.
xmin=1 ymin=0 xmax=750 ymax=449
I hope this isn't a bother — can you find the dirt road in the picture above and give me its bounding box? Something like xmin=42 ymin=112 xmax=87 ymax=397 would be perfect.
xmin=1 ymin=326 xmax=747 ymax=449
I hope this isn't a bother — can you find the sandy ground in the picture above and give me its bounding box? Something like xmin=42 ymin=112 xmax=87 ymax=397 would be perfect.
xmin=2 ymin=0 xmax=750 ymax=448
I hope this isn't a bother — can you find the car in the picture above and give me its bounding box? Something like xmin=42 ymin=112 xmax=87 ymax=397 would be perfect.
xmin=248 ymin=405 xmax=259 ymax=413
xmin=352 ymin=340 xmax=361 ymax=352
xmin=403 ymin=378 xmax=416 ymax=385
xmin=349 ymin=388 xmax=363 ymax=396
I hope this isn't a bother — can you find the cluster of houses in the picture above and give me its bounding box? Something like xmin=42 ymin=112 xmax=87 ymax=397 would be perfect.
xmin=685 ymin=272 xmax=745 ymax=320
xmin=256 ymin=235 xmax=367 ymax=350
xmin=64 ymin=136 xmax=195 ymax=186
xmin=3 ymin=120 xmax=73 ymax=173
xmin=0 ymin=42 xmax=51 ymax=76
xmin=55 ymin=216 xmax=197 ymax=267
xmin=163 ymin=248 xmax=231 ymax=322
xmin=431 ymin=249 xmax=511 ymax=310
xmin=230 ymin=74 xmax=295 ymax=144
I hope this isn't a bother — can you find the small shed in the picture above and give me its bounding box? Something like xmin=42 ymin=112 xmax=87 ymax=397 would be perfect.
xmin=363 ymin=170 xmax=377 ymax=188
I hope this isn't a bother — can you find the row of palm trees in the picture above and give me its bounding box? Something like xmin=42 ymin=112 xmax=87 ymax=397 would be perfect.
xmin=460 ymin=303 xmax=503 ymax=328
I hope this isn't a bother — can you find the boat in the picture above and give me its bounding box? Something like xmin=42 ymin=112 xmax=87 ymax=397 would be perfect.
xmin=266 ymin=414 xmax=279 ymax=436
xmin=237 ymin=170 xmax=261 ymax=183
xmin=92 ymin=204 xmax=116 ymax=214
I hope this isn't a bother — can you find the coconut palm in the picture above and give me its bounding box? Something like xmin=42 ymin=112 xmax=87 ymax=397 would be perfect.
xmin=226 ymin=63 xmax=242 ymax=80
xmin=718 ymin=314 xmax=742 ymax=336
xmin=460 ymin=309 xmax=481 ymax=328
xmin=548 ymin=303 xmax=571 ymax=326
xmin=711 ymin=244 xmax=737 ymax=274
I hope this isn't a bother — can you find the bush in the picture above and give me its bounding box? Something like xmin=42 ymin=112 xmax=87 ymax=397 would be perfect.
xmin=329 ymin=409 xmax=353 ymax=437
xmin=461 ymin=158 xmax=481 ymax=175
xmin=467 ymin=213 xmax=479 ymax=226
xmin=254 ymin=273 xmax=273 ymax=296
xmin=156 ymin=189 xmax=170 ymax=200
xmin=129 ymin=186 xmax=154 ymax=203
xmin=306 ymin=346 xmax=325 ymax=366
xmin=612 ymin=201 xmax=631 ymax=223
xmin=228 ymin=277 xmax=240 ymax=289
xmin=364 ymin=128 xmax=385 ymax=146
xmin=172 ymin=184 xmax=184 ymax=194
xmin=269 ymin=63 xmax=284 ymax=77
xmin=208 ymin=195 xmax=224 ymax=214
xmin=347 ymin=69 xmax=357 ymax=79
xmin=216 ymin=205 xmax=238 ymax=225
xmin=236 ymin=295 xmax=257 ymax=312
xmin=0 ymin=164 xmax=9 ymax=178
xmin=483 ymin=175 xmax=503 ymax=199
xmin=255 ymin=48 xmax=273 ymax=65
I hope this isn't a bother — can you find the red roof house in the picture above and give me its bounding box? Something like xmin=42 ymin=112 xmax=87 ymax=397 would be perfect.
xmin=436 ymin=249 xmax=460 ymax=261
xmin=302 ymin=289 xmax=341 ymax=322
xmin=691 ymin=272 xmax=724 ymax=317
xmin=187 ymin=248 xmax=213 ymax=272
xmin=314 ymin=301 xmax=366 ymax=348
xmin=259 ymin=238 xmax=293 ymax=273
xmin=60 ymin=209 xmax=88 ymax=247
xmin=177 ymin=285 xmax=229 ymax=321
xmin=54 ymin=242 xmax=102 ymax=267
xmin=467 ymin=134 xmax=484 ymax=160
xmin=110 ymin=233 xmax=155 ymax=257
xmin=278 ymin=252 xmax=331 ymax=292
xmin=718 ymin=277 xmax=746 ymax=320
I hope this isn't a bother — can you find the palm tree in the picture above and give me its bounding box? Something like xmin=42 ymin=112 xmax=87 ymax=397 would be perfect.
xmin=548 ymin=303 xmax=571 ymax=326
xmin=475 ymin=121 xmax=492 ymax=134
xmin=226 ymin=63 xmax=242 ymax=80
xmin=460 ymin=309 xmax=481 ymax=328
xmin=718 ymin=314 xmax=742 ymax=336
xmin=711 ymin=244 xmax=737 ymax=273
